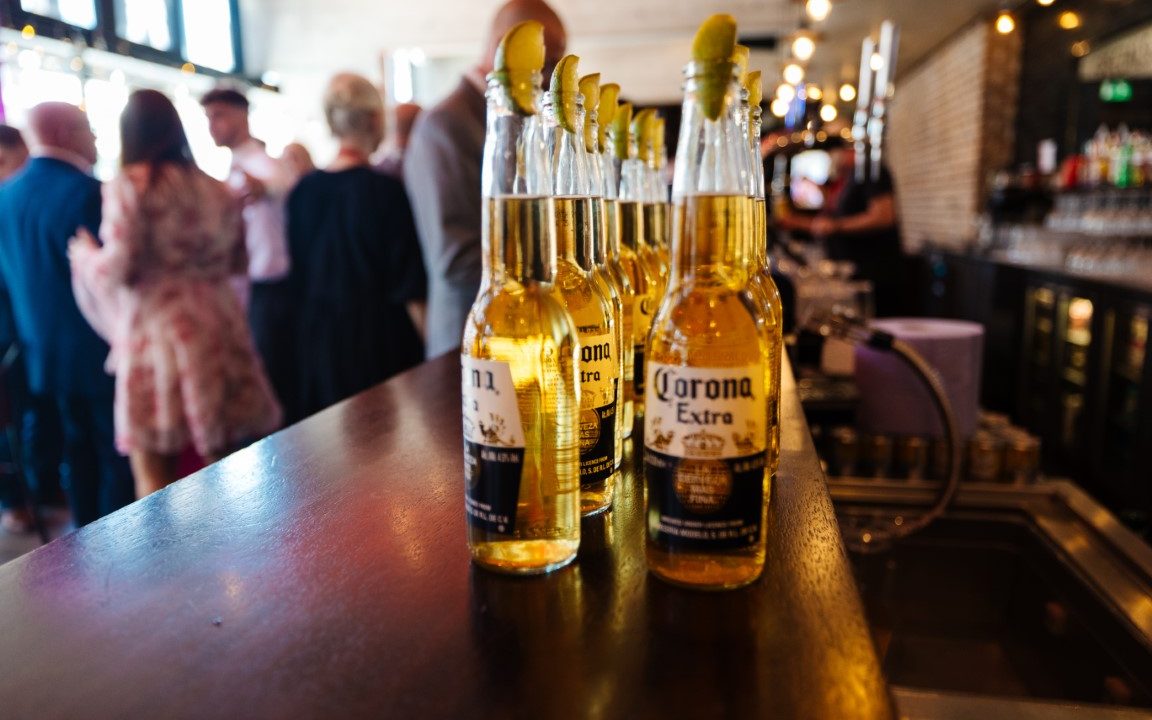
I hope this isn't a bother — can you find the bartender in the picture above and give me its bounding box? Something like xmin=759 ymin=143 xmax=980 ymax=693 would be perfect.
xmin=784 ymin=139 xmax=904 ymax=317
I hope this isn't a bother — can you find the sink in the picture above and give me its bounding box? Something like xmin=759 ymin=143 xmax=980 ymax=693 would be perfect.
xmin=828 ymin=479 xmax=1152 ymax=711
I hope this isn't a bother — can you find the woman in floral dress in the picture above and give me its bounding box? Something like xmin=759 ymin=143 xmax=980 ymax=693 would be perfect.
xmin=70 ymin=89 xmax=281 ymax=497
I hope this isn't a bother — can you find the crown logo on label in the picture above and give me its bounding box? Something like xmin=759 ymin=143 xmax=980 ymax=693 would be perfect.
xmin=683 ymin=430 xmax=724 ymax=457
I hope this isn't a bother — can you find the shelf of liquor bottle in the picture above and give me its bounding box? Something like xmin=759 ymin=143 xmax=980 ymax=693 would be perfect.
xmin=0 ymin=353 xmax=894 ymax=720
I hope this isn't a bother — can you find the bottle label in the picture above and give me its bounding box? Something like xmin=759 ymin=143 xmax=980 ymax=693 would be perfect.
xmin=578 ymin=332 xmax=618 ymax=486
xmin=462 ymin=357 xmax=525 ymax=535
xmin=644 ymin=363 xmax=767 ymax=550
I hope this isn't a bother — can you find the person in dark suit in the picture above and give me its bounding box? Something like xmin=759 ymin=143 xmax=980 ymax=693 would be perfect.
xmin=0 ymin=102 xmax=133 ymax=527
xmin=404 ymin=0 xmax=566 ymax=358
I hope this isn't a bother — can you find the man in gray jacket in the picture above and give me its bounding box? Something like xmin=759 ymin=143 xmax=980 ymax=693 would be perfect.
xmin=404 ymin=0 xmax=566 ymax=358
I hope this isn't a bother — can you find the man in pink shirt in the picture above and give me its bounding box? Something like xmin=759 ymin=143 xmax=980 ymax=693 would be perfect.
xmin=202 ymin=88 xmax=295 ymax=412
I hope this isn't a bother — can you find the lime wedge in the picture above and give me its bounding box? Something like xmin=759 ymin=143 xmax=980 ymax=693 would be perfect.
xmin=732 ymin=44 xmax=750 ymax=85
xmin=632 ymin=108 xmax=656 ymax=165
xmin=491 ymin=20 xmax=545 ymax=115
xmin=691 ymin=14 xmax=737 ymax=63
xmin=612 ymin=102 xmax=633 ymax=160
xmin=549 ymin=54 xmax=580 ymax=133
xmin=598 ymin=83 xmax=620 ymax=154
xmin=579 ymin=73 xmax=601 ymax=151
xmin=690 ymin=14 xmax=738 ymax=120
xmin=746 ymin=70 xmax=763 ymax=107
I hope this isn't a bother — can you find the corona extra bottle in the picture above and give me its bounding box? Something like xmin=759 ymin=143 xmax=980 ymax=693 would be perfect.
xmin=461 ymin=21 xmax=580 ymax=574
xmin=543 ymin=56 xmax=620 ymax=516
xmin=615 ymin=103 xmax=659 ymax=419
xmin=579 ymin=73 xmax=628 ymax=481
xmin=644 ymin=14 xmax=774 ymax=589
xmin=598 ymin=84 xmax=637 ymax=440
xmin=744 ymin=69 xmax=784 ymax=474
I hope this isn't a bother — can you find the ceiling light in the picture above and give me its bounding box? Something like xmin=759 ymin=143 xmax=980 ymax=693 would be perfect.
xmin=792 ymin=34 xmax=816 ymax=62
xmin=819 ymin=104 xmax=838 ymax=122
xmin=806 ymin=85 xmax=823 ymax=101
xmin=783 ymin=63 xmax=805 ymax=85
xmin=839 ymin=83 xmax=856 ymax=102
xmin=806 ymin=0 xmax=832 ymax=22
xmin=776 ymin=84 xmax=796 ymax=103
xmin=1058 ymin=11 xmax=1081 ymax=29
xmin=1037 ymin=0 xmax=1054 ymax=5
xmin=995 ymin=11 xmax=1016 ymax=34
xmin=770 ymin=98 xmax=790 ymax=118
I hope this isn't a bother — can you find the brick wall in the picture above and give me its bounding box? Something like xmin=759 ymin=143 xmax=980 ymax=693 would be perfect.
xmin=888 ymin=21 xmax=1021 ymax=252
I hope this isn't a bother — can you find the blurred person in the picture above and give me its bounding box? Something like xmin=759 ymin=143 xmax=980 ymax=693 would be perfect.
xmin=281 ymin=141 xmax=315 ymax=181
xmin=405 ymin=0 xmax=566 ymax=358
xmin=783 ymin=139 xmax=903 ymax=316
xmin=0 ymin=124 xmax=29 ymax=182
xmin=283 ymin=73 xmax=425 ymax=422
xmin=376 ymin=102 xmax=421 ymax=179
xmin=201 ymin=88 xmax=296 ymax=411
xmin=0 ymin=102 xmax=133 ymax=527
xmin=0 ymin=123 xmax=33 ymax=532
xmin=70 ymin=90 xmax=281 ymax=497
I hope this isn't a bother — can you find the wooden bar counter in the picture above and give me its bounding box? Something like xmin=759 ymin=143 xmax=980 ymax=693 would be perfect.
xmin=0 ymin=354 xmax=894 ymax=719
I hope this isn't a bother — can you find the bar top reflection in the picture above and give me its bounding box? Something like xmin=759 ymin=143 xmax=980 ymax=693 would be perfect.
xmin=0 ymin=354 xmax=893 ymax=720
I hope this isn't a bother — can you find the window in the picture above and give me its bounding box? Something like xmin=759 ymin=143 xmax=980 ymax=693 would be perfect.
xmin=115 ymin=0 xmax=174 ymax=52
xmin=181 ymin=0 xmax=236 ymax=72
xmin=20 ymin=0 xmax=97 ymax=28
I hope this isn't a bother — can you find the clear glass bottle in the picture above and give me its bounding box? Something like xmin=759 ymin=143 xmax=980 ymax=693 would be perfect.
xmin=543 ymin=70 xmax=620 ymax=516
xmin=744 ymin=83 xmax=784 ymax=474
xmin=644 ymin=58 xmax=774 ymax=590
xmin=580 ymin=76 xmax=628 ymax=484
xmin=616 ymin=105 xmax=659 ymax=420
xmin=601 ymin=92 xmax=637 ymax=440
xmin=462 ymin=72 xmax=580 ymax=574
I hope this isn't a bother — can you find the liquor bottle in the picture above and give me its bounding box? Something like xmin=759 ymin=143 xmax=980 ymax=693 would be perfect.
xmin=579 ymin=73 xmax=628 ymax=480
xmin=744 ymin=69 xmax=784 ymax=473
xmin=615 ymin=103 xmax=659 ymax=419
xmin=644 ymin=14 xmax=774 ymax=589
xmin=461 ymin=21 xmax=580 ymax=574
xmin=598 ymin=83 xmax=637 ymax=440
xmin=543 ymin=55 xmax=620 ymax=516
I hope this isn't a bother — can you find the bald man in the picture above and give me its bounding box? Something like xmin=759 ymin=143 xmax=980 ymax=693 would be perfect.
xmin=404 ymin=0 xmax=566 ymax=358
xmin=0 ymin=102 xmax=133 ymax=528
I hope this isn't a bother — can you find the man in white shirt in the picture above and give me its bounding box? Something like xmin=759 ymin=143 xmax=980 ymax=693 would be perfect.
xmin=201 ymin=88 xmax=295 ymax=411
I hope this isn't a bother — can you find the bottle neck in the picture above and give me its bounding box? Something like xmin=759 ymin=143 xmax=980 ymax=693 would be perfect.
xmin=490 ymin=195 xmax=555 ymax=283
xmin=543 ymin=93 xmax=595 ymax=271
xmin=619 ymin=157 xmax=647 ymax=202
xmin=482 ymin=77 xmax=555 ymax=284
xmin=670 ymin=63 xmax=748 ymax=286
xmin=749 ymin=110 xmax=765 ymax=201
xmin=603 ymin=197 xmax=621 ymax=256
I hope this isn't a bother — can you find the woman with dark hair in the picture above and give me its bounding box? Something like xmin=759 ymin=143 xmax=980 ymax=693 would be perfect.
xmin=69 ymin=89 xmax=281 ymax=496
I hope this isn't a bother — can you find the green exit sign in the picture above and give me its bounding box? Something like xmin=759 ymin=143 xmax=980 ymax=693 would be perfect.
xmin=1100 ymin=78 xmax=1133 ymax=103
